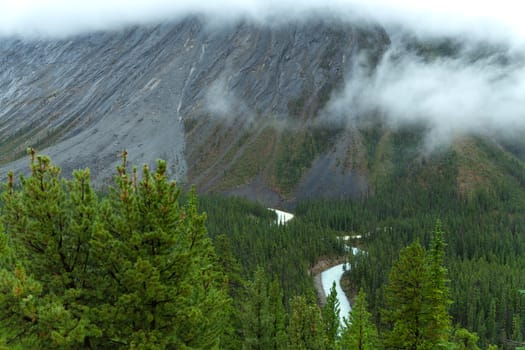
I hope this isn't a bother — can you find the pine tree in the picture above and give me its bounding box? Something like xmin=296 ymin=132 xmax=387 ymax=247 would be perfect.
xmin=322 ymin=282 xmax=340 ymax=350
xmin=214 ymin=234 xmax=245 ymax=349
xmin=93 ymin=154 xmax=231 ymax=348
xmin=426 ymin=220 xmax=452 ymax=347
xmin=340 ymin=289 xmax=380 ymax=350
xmin=512 ymin=314 xmax=523 ymax=343
xmin=383 ymin=221 xmax=454 ymax=350
xmin=383 ymin=241 xmax=432 ymax=350
xmin=241 ymin=267 xmax=287 ymax=350
xmin=288 ymin=295 xmax=327 ymax=350
xmin=0 ymin=152 xmax=102 ymax=348
xmin=451 ymin=326 xmax=481 ymax=350
xmin=486 ymin=298 xmax=496 ymax=343
xmin=268 ymin=278 xmax=287 ymax=349
xmin=214 ymin=234 xmax=243 ymax=298
xmin=242 ymin=267 xmax=273 ymax=350
xmin=0 ymin=151 xmax=231 ymax=348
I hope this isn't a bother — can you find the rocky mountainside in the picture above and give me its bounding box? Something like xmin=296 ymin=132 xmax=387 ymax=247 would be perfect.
xmin=0 ymin=17 xmax=390 ymax=205
xmin=2 ymin=16 xmax=524 ymax=207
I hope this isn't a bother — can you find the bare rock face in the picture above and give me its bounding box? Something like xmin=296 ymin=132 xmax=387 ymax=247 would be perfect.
xmin=0 ymin=17 xmax=390 ymax=204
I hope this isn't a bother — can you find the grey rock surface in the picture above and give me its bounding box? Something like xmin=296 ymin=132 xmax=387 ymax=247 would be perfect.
xmin=0 ymin=17 xmax=389 ymax=204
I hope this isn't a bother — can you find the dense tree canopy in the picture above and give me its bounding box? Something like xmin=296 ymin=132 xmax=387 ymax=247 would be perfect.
xmin=0 ymin=151 xmax=229 ymax=349
xmin=341 ymin=289 xmax=379 ymax=350
xmin=296 ymin=140 xmax=525 ymax=348
xmin=0 ymin=145 xmax=520 ymax=349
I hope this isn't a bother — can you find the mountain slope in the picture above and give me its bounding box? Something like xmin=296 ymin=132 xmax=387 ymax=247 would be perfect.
xmin=0 ymin=18 xmax=388 ymax=199
xmin=1 ymin=17 xmax=524 ymax=208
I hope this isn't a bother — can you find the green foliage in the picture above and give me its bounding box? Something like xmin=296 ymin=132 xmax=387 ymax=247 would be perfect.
xmin=513 ymin=314 xmax=523 ymax=343
xmin=0 ymin=154 xmax=102 ymax=348
xmin=340 ymin=289 xmax=380 ymax=350
xmin=200 ymin=195 xmax=343 ymax=302
xmin=0 ymin=151 xmax=229 ymax=348
xmin=451 ymin=326 xmax=481 ymax=350
xmin=296 ymin=137 xmax=525 ymax=347
xmin=3 ymin=135 xmax=525 ymax=349
xmin=426 ymin=220 xmax=453 ymax=344
xmin=267 ymin=278 xmax=288 ymax=349
xmin=241 ymin=267 xmax=287 ymax=350
xmin=383 ymin=232 xmax=453 ymax=349
xmin=288 ymin=295 xmax=327 ymax=350
xmin=383 ymin=241 xmax=435 ymax=349
xmin=95 ymin=156 xmax=230 ymax=348
xmin=322 ymin=282 xmax=341 ymax=350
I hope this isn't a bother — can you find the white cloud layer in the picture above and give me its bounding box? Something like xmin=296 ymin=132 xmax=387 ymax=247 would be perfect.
xmin=2 ymin=0 xmax=525 ymax=149
xmin=2 ymin=0 xmax=525 ymax=43
xmin=325 ymin=47 xmax=525 ymax=150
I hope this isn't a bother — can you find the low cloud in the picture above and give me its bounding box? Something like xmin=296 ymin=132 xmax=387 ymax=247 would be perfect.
xmin=203 ymin=75 xmax=254 ymax=126
xmin=324 ymin=44 xmax=525 ymax=151
xmin=204 ymin=77 xmax=238 ymax=119
xmin=3 ymin=1 xmax=525 ymax=150
xmin=2 ymin=1 xmax=525 ymax=45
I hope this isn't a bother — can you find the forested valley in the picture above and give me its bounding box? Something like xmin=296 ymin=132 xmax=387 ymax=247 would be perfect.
xmin=1 ymin=147 xmax=525 ymax=349
xmin=3 ymin=0 xmax=525 ymax=348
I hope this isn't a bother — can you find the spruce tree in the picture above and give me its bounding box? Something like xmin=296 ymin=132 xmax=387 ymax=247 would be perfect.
xmin=288 ymin=295 xmax=327 ymax=350
xmin=512 ymin=314 xmax=523 ymax=343
xmin=426 ymin=220 xmax=452 ymax=347
xmin=451 ymin=326 xmax=481 ymax=350
xmin=383 ymin=241 xmax=432 ymax=350
xmin=241 ymin=267 xmax=287 ymax=350
xmin=383 ymin=222 xmax=455 ymax=350
xmin=242 ymin=267 xmax=273 ymax=350
xmin=214 ymin=234 xmax=245 ymax=349
xmin=268 ymin=278 xmax=287 ymax=349
xmin=340 ymin=289 xmax=380 ymax=350
xmin=322 ymin=282 xmax=340 ymax=350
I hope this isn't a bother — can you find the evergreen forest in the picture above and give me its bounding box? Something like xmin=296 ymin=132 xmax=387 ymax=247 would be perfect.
xmin=1 ymin=147 xmax=525 ymax=349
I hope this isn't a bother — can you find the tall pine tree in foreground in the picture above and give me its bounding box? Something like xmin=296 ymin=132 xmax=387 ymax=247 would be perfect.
xmin=383 ymin=221 xmax=479 ymax=349
xmin=0 ymin=152 xmax=102 ymax=348
xmin=94 ymin=152 xmax=230 ymax=348
xmin=0 ymin=150 xmax=230 ymax=349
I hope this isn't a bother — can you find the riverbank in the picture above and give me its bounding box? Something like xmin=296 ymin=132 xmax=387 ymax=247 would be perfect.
xmin=310 ymin=256 xmax=348 ymax=306
xmin=313 ymin=249 xmax=360 ymax=325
